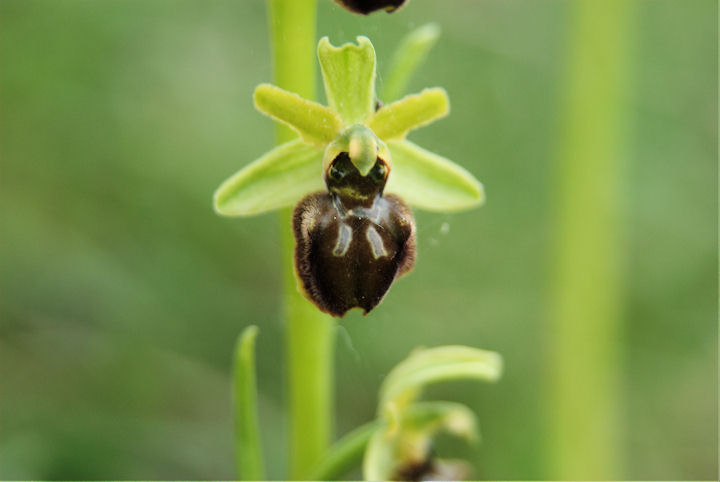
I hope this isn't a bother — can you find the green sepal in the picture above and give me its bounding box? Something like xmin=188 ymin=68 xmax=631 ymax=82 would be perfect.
xmin=397 ymin=401 xmax=479 ymax=442
xmin=382 ymin=23 xmax=441 ymax=102
xmin=214 ymin=139 xmax=324 ymax=216
xmin=385 ymin=140 xmax=485 ymax=212
xmin=318 ymin=36 xmax=376 ymax=125
xmin=378 ymin=345 xmax=502 ymax=415
xmin=233 ymin=325 xmax=265 ymax=480
xmin=368 ymin=87 xmax=449 ymax=141
xmin=254 ymin=84 xmax=343 ymax=147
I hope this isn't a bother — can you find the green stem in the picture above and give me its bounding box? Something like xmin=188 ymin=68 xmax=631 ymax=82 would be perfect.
xmin=268 ymin=1 xmax=335 ymax=479
xmin=547 ymin=0 xmax=633 ymax=479
xmin=309 ymin=421 xmax=381 ymax=480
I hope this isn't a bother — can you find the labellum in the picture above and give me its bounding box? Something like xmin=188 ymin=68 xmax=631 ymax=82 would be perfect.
xmin=293 ymin=126 xmax=416 ymax=317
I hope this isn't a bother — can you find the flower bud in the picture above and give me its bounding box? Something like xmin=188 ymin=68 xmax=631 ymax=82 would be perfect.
xmin=333 ymin=0 xmax=407 ymax=15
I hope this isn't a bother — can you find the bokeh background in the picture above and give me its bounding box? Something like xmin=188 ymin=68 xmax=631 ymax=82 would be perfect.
xmin=1 ymin=0 xmax=717 ymax=479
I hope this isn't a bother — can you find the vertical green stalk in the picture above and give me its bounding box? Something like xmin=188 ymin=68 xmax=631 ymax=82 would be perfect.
xmin=547 ymin=1 xmax=633 ymax=479
xmin=267 ymin=1 xmax=334 ymax=479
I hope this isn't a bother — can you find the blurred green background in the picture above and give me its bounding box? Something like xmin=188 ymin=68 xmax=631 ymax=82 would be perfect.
xmin=1 ymin=0 xmax=716 ymax=479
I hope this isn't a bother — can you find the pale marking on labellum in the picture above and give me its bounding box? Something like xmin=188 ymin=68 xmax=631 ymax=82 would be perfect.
xmin=333 ymin=223 xmax=353 ymax=257
xmin=366 ymin=226 xmax=388 ymax=259
xmin=350 ymin=205 xmax=382 ymax=224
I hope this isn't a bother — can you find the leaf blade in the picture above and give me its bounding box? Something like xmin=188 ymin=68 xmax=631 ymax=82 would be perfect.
xmin=234 ymin=325 xmax=265 ymax=480
xmin=254 ymin=84 xmax=343 ymax=146
xmin=385 ymin=140 xmax=485 ymax=212
xmin=214 ymin=139 xmax=324 ymax=216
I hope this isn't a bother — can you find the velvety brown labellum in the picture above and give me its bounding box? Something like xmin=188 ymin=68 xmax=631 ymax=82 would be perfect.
xmin=293 ymin=153 xmax=415 ymax=317
xmin=333 ymin=0 xmax=407 ymax=15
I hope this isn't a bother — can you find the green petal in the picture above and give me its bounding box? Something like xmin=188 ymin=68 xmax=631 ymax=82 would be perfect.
xmin=382 ymin=23 xmax=441 ymax=103
xmin=254 ymin=84 xmax=343 ymax=147
xmin=378 ymin=345 xmax=503 ymax=414
xmin=385 ymin=140 xmax=485 ymax=212
xmin=318 ymin=36 xmax=376 ymax=125
xmin=214 ymin=139 xmax=324 ymax=216
xmin=368 ymin=88 xmax=449 ymax=141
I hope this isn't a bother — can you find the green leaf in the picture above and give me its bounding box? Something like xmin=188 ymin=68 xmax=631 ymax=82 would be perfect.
xmin=385 ymin=140 xmax=485 ymax=212
xmin=368 ymin=87 xmax=449 ymax=141
xmin=383 ymin=23 xmax=441 ymax=103
xmin=233 ymin=325 xmax=265 ymax=480
xmin=318 ymin=36 xmax=376 ymax=125
xmin=214 ymin=139 xmax=324 ymax=216
xmin=254 ymin=84 xmax=343 ymax=147
xmin=378 ymin=345 xmax=503 ymax=413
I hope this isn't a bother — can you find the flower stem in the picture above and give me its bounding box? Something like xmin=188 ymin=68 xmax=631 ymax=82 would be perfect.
xmin=309 ymin=420 xmax=381 ymax=480
xmin=267 ymin=1 xmax=335 ymax=479
xmin=547 ymin=0 xmax=634 ymax=479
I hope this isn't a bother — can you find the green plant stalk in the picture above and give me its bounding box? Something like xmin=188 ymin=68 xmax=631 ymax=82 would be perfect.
xmin=268 ymin=0 xmax=335 ymax=479
xmin=310 ymin=420 xmax=381 ymax=480
xmin=234 ymin=326 xmax=264 ymax=480
xmin=547 ymin=0 xmax=633 ymax=479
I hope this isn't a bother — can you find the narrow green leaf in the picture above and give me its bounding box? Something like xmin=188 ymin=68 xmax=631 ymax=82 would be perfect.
xmin=214 ymin=139 xmax=324 ymax=216
xmin=378 ymin=345 xmax=503 ymax=413
xmin=368 ymin=87 xmax=449 ymax=141
xmin=309 ymin=420 xmax=381 ymax=480
xmin=383 ymin=23 xmax=441 ymax=103
xmin=254 ymin=84 xmax=343 ymax=146
xmin=385 ymin=140 xmax=485 ymax=212
xmin=318 ymin=36 xmax=376 ymax=125
xmin=234 ymin=325 xmax=265 ymax=480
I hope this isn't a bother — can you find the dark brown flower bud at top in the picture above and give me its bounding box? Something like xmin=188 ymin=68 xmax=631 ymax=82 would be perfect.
xmin=334 ymin=0 xmax=407 ymax=15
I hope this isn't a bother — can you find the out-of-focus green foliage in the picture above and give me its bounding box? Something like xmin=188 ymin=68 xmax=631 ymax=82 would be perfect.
xmin=0 ymin=0 xmax=716 ymax=480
